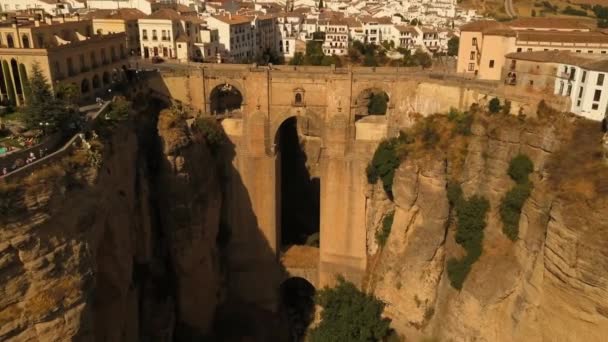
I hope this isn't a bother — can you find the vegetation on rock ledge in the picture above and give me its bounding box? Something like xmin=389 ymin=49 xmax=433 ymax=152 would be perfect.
xmin=500 ymin=154 xmax=534 ymax=241
xmin=446 ymin=182 xmax=490 ymax=290
xmin=375 ymin=210 xmax=395 ymax=248
xmin=310 ymin=277 xmax=391 ymax=342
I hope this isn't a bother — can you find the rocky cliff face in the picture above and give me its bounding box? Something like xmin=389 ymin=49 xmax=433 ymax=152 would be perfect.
xmin=368 ymin=114 xmax=608 ymax=341
xmin=0 ymin=106 xmax=224 ymax=341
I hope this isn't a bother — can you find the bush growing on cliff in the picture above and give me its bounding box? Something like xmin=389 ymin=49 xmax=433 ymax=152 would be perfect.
xmin=194 ymin=117 xmax=227 ymax=154
xmin=310 ymin=277 xmax=391 ymax=342
xmin=500 ymin=154 xmax=534 ymax=241
xmin=366 ymin=137 xmax=403 ymax=198
xmin=375 ymin=211 xmax=395 ymax=247
xmin=488 ymin=97 xmax=501 ymax=114
xmin=446 ymin=183 xmax=490 ymax=290
xmin=447 ymin=107 xmax=473 ymax=136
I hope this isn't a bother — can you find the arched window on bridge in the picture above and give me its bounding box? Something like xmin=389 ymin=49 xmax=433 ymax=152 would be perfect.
xmin=209 ymin=83 xmax=243 ymax=115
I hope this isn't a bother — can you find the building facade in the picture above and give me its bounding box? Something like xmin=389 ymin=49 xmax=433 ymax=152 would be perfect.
xmin=0 ymin=16 xmax=128 ymax=106
xmin=458 ymin=18 xmax=608 ymax=80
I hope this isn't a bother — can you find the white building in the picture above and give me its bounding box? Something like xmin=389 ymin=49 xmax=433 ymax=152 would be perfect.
xmin=277 ymin=14 xmax=303 ymax=59
xmin=323 ymin=19 xmax=348 ymax=56
xmin=138 ymin=8 xmax=198 ymax=61
xmin=555 ymin=59 xmax=608 ymax=121
xmin=206 ymin=14 xmax=255 ymax=61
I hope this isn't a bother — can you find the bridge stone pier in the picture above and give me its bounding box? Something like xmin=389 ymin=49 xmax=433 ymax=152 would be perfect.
xmin=146 ymin=63 xmax=511 ymax=310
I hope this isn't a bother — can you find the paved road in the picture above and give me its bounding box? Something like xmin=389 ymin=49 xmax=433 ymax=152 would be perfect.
xmin=505 ymin=0 xmax=516 ymax=18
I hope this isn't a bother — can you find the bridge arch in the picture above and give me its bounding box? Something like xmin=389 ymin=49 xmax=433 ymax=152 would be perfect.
xmin=279 ymin=277 xmax=316 ymax=341
xmin=209 ymin=83 xmax=243 ymax=115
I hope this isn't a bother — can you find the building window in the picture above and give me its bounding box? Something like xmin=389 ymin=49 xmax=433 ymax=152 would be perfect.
xmin=582 ymin=71 xmax=587 ymax=82
xmin=529 ymin=80 xmax=534 ymax=86
xmin=578 ymin=87 xmax=584 ymax=98
xmin=472 ymin=37 xmax=477 ymax=46
xmin=576 ymin=100 xmax=581 ymax=106
xmin=597 ymin=74 xmax=605 ymax=86
xmin=152 ymin=30 xmax=157 ymax=41
xmin=142 ymin=29 xmax=148 ymax=40
xmin=489 ymin=60 xmax=495 ymax=68
xmin=517 ymin=47 xmax=522 ymax=52
xmin=592 ymin=103 xmax=599 ymax=110
xmin=6 ymin=34 xmax=14 ymax=48
xmin=594 ymin=89 xmax=602 ymax=102
xmin=468 ymin=63 xmax=474 ymax=71
xmin=527 ymin=48 xmax=532 ymax=52
xmin=21 ymin=34 xmax=30 ymax=48
xmin=588 ymin=50 xmax=593 ymax=54
xmin=470 ymin=51 xmax=475 ymax=60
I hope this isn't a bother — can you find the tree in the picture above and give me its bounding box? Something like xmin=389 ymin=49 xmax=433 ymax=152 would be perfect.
xmin=24 ymin=63 xmax=76 ymax=134
xmin=289 ymin=52 xmax=305 ymax=65
xmin=447 ymin=36 xmax=459 ymax=56
xmin=363 ymin=52 xmax=378 ymax=67
xmin=368 ymin=92 xmax=388 ymax=115
xmin=411 ymin=18 xmax=420 ymax=26
xmin=413 ymin=50 xmax=432 ymax=69
xmin=488 ymin=97 xmax=501 ymax=113
xmin=55 ymin=82 xmax=80 ymax=107
xmin=309 ymin=278 xmax=391 ymax=342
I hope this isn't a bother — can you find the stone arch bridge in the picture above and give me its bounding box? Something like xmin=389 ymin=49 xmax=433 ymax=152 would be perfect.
xmin=145 ymin=63 xmax=516 ymax=309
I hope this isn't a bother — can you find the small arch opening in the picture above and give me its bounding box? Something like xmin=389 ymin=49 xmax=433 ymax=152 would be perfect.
xmin=295 ymin=92 xmax=303 ymax=104
xmin=102 ymin=71 xmax=110 ymax=85
xmin=6 ymin=34 xmax=14 ymax=48
xmin=355 ymin=88 xmax=389 ymax=120
xmin=92 ymin=74 xmax=100 ymax=89
xmin=209 ymin=83 xmax=243 ymax=115
xmin=280 ymin=277 xmax=316 ymax=342
xmin=21 ymin=34 xmax=29 ymax=48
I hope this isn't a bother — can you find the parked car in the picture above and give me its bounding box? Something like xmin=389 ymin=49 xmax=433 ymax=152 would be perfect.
xmin=151 ymin=56 xmax=164 ymax=64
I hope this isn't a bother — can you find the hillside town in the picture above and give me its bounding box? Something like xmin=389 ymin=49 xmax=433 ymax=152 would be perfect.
xmin=0 ymin=0 xmax=606 ymax=121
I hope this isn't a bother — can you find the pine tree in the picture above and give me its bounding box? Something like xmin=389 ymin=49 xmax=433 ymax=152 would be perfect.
xmin=24 ymin=63 xmax=75 ymax=134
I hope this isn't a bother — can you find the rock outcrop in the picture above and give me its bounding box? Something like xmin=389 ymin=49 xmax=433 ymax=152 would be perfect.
xmin=0 ymin=106 xmax=224 ymax=341
xmin=368 ymin=114 xmax=608 ymax=341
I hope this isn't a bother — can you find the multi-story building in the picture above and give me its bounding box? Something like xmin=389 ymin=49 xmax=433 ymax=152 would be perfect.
xmin=86 ymin=0 xmax=154 ymax=15
xmin=193 ymin=24 xmax=222 ymax=62
xmin=0 ymin=0 xmax=84 ymax=15
xmin=86 ymin=8 xmax=146 ymax=55
xmin=322 ymin=19 xmax=348 ymax=56
xmin=276 ymin=13 xmax=303 ymax=59
xmin=206 ymin=14 xmax=255 ymax=61
xmin=253 ymin=15 xmax=277 ymax=55
xmin=457 ymin=18 xmax=608 ymax=80
xmin=0 ymin=15 xmax=128 ymax=105
xmin=391 ymin=25 xmax=417 ymax=49
xmin=503 ymin=50 xmax=608 ymax=121
xmin=138 ymin=9 xmax=199 ymax=61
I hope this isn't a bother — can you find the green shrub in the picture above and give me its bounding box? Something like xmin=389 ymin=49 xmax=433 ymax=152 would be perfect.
xmin=310 ymin=278 xmax=391 ymax=342
xmin=375 ymin=211 xmax=395 ymax=247
xmin=447 ymin=107 xmax=473 ymax=136
xmin=366 ymin=137 xmax=404 ymax=198
xmin=488 ymin=97 xmax=501 ymax=113
xmin=421 ymin=121 xmax=440 ymax=149
xmin=446 ymin=183 xmax=490 ymax=289
xmin=368 ymin=92 xmax=389 ymax=115
xmin=500 ymin=154 xmax=534 ymax=240
xmin=508 ymin=154 xmax=534 ymax=184
xmin=194 ymin=117 xmax=227 ymax=154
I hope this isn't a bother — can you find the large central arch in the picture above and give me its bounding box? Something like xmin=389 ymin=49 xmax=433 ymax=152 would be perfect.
xmin=274 ymin=116 xmax=320 ymax=249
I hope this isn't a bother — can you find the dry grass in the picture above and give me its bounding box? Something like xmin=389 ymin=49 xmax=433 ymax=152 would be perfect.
xmin=547 ymin=119 xmax=608 ymax=199
xmin=158 ymin=109 xmax=191 ymax=154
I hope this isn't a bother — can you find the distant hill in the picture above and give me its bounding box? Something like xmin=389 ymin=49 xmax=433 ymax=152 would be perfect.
xmin=459 ymin=0 xmax=607 ymax=20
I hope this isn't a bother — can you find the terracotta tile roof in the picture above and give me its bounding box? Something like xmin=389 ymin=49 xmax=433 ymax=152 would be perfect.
xmin=507 ymin=17 xmax=596 ymax=30
xmin=212 ymin=14 xmax=253 ymax=25
xmin=460 ymin=20 xmax=507 ymax=32
xmin=395 ymin=25 xmax=418 ymax=35
xmin=582 ymin=59 xmax=608 ymax=72
xmin=86 ymin=8 xmax=146 ymax=21
xmin=505 ymin=50 xmax=599 ymax=65
xmin=516 ymin=30 xmax=608 ymax=44
xmin=507 ymin=50 xmax=608 ymax=72
xmin=146 ymin=9 xmax=182 ymax=20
